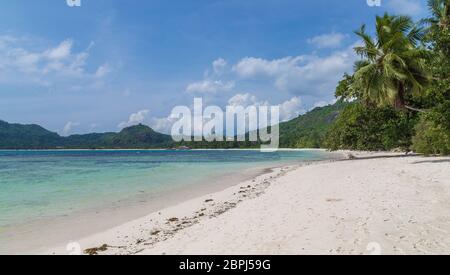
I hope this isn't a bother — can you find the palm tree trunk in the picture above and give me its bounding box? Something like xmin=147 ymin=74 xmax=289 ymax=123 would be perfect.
xmin=395 ymin=83 xmax=427 ymax=112
xmin=394 ymin=83 xmax=407 ymax=111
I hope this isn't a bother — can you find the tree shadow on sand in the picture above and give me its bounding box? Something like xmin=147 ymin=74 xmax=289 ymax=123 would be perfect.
xmin=338 ymin=153 xmax=450 ymax=164
xmin=339 ymin=154 xmax=420 ymax=161
xmin=411 ymin=159 xmax=450 ymax=164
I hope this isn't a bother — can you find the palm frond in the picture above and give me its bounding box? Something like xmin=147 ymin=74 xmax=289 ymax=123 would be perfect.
xmin=407 ymin=25 xmax=426 ymax=46
xmin=350 ymin=13 xmax=431 ymax=110
xmin=391 ymin=15 xmax=414 ymax=35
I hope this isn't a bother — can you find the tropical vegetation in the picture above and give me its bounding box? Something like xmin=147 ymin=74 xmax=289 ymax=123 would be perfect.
xmin=1 ymin=1 xmax=448 ymax=154
xmin=326 ymin=0 xmax=450 ymax=155
xmin=0 ymin=102 xmax=346 ymax=149
xmin=0 ymin=122 xmax=172 ymax=149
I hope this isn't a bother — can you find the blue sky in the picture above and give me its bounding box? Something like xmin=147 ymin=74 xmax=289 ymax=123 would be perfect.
xmin=0 ymin=0 xmax=429 ymax=135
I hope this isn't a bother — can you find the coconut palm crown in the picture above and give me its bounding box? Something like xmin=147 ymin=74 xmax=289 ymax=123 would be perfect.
xmin=426 ymin=0 xmax=449 ymax=30
xmin=352 ymin=13 xmax=430 ymax=111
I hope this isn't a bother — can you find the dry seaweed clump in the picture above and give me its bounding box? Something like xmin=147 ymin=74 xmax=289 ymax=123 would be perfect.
xmin=84 ymin=244 xmax=109 ymax=255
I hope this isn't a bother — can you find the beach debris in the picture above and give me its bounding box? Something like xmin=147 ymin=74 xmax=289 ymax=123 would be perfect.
xmin=326 ymin=198 xmax=343 ymax=202
xmin=347 ymin=153 xmax=357 ymax=160
xmin=136 ymin=239 xmax=144 ymax=244
xmin=106 ymin=169 xmax=288 ymax=255
xmin=84 ymin=244 xmax=109 ymax=255
xmin=150 ymin=230 xmax=161 ymax=236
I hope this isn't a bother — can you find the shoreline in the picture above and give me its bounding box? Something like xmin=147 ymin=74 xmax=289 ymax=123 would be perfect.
xmin=1 ymin=148 xmax=342 ymax=255
xmin=47 ymin=162 xmax=311 ymax=255
xmin=4 ymin=151 xmax=448 ymax=255
xmin=47 ymin=151 xmax=450 ymax=255
xmin=47 ymin=156 xmax=344 ymax=255
xmin=0 ymin=162 xmax=289 ymax=255
xmin=0 ymin=148 xmax=331 ymax=152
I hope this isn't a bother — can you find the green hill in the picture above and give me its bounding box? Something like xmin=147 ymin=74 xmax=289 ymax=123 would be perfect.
xmin=279 ymin=101 xmax=349 ymax=148
xmin=0 ymin=120 xmax=61 ymax=149
xmin=176 ymin=101 xmax=349 ymax=149
xmin=108 ymin=124 xmax=173 ymax=148
xmin=0 ymin=102 xmax=347 ymax=149
xmin=63 ymin=124 xmax=172 ymax=149
xmin=0 ymin=123 xmax=172 ymax=149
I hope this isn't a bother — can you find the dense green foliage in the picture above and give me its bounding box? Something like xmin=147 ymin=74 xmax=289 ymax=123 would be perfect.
xmin=352 ymin=14 xmax=430 ymax=111
xmin=411 ymin=0 xmax=450 ymax=154
xmin=412 ymin=100 xmax=450 ymax=155
xmin=324 ymin=104 xmax=417 ymax=151
xmin=0 ymin=122 xmax=172 ymax=149
xmin=327 ymin=2 xmax=450 ymax=155
xmin=107 ymin=124 xmax=173 ymax=148
xmin=279 ymin=101 xmax=348 ymax=148
xmin=0 ymin=120 xmax=61 ymax=149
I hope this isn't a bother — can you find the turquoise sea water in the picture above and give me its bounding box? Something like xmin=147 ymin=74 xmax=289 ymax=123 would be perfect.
xmin=0 ymin=150 xmax=334 ymax=230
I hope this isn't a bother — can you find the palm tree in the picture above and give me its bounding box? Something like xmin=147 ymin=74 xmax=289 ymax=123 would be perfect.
xmin=352 ymin=13 xmax=430 ymax=112
xmin=426 ymin=0 xmax=449 ymax=31
xmin=423 ymin=0 xmax=450 ymax=56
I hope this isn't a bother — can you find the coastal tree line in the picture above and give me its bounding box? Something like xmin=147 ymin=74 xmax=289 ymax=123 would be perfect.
xmin=324 ymin=0 xmax=450 ymax=155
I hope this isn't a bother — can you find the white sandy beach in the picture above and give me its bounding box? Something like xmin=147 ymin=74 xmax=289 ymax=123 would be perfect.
xmin=48 ymin=152 xmax=450 ymax=255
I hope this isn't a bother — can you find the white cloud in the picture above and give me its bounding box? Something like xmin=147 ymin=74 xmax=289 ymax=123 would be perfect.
xmin=150 ymin=116 xmax=178 ymax=134
xmin=233 ymin=45 xmax=357 ymax=96
xmin=150 ymin=114 xmax=204 ymax=135
xmin=228 ymin=93 xmax=263 ymax=107
xmin=13 ymin=51 xmax=41 ymax=73
xmin=279 ymin=97 xmax=304 ymax=121
xmin=185 ymin=58 xmax=234 ymax=95
xmin=233 ymin=56 xmax=297 ymax=78
xmin=312 ymin=101 xmax=329 ymax=109
xmin=44 ymin=39 xmax=73 ymax=60
xmin=0 ymin=35 xmax=112 ymax=88
xmin=307 ymin=32 xmax=347 ymax=49
xmin=309 ymin=98 xmax=338 ymax=111
xmin=62 ymin=121 xmax=80 ymax=136
xmin=228 ymin=93 xmax=304 ymax=122
xmin=212 ymin=58 xmax=227 ymax=75
xmin=386 ymin=0 xmax=424 ymax=16
xmin=118 ymin=109 xmax=150 ymax=129
xmin=95 ymin=63 xmax=112 ymax=78
xmin=186 ymin=80 xmax=235 ymax=94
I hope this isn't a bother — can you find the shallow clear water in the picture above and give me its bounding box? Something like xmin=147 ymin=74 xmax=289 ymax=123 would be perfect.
xmin=0 ymin=150 xmax=334 ymax=229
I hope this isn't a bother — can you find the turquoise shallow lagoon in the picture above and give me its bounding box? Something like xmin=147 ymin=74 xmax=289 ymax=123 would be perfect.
xmin=0 ymin=150 xmax=336 ymax=235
